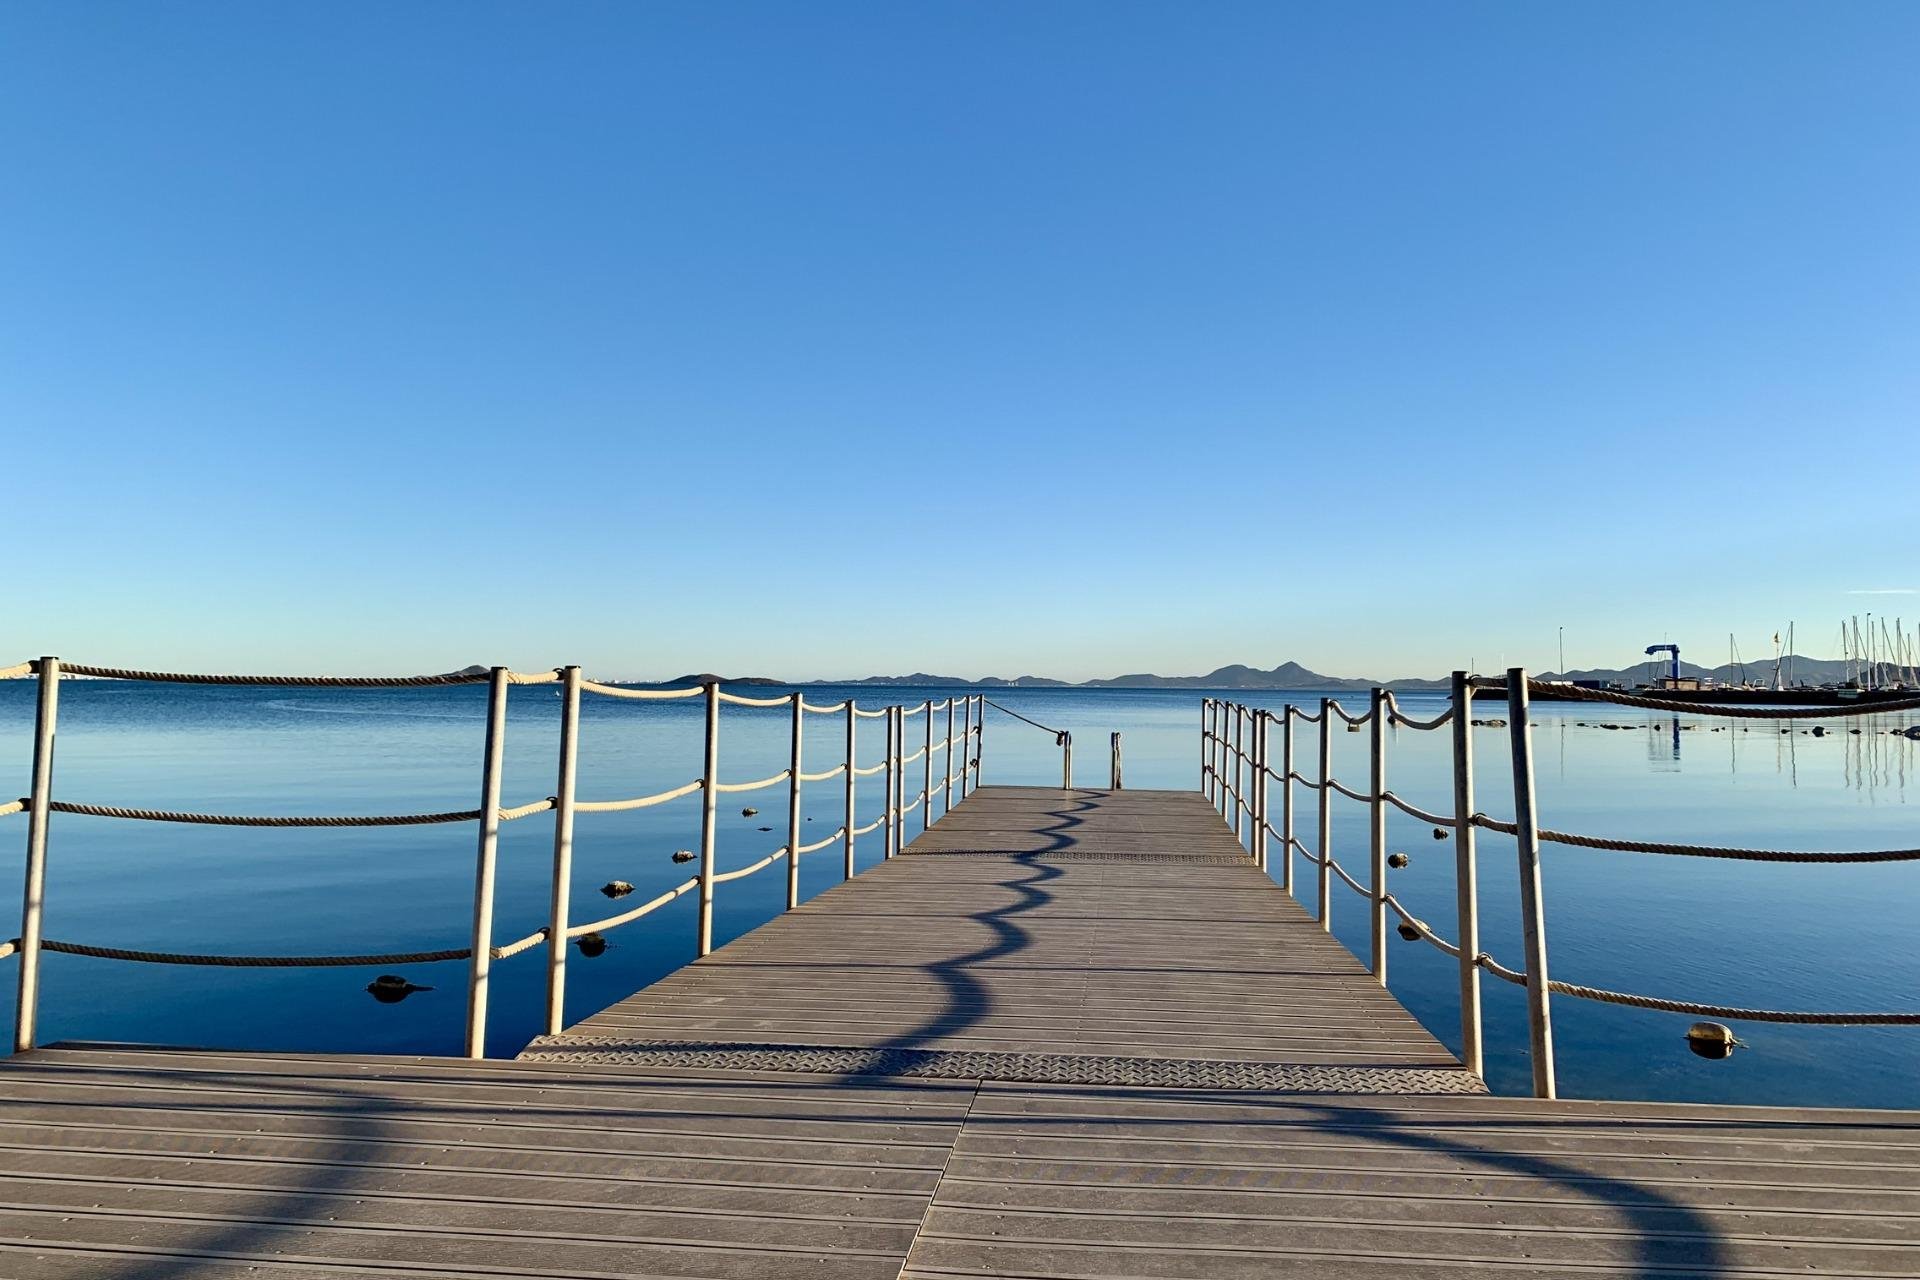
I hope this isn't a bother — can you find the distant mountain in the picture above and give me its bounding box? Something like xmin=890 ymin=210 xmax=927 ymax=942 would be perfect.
xmin=597 ymin=655 xmax=1858 ymax=691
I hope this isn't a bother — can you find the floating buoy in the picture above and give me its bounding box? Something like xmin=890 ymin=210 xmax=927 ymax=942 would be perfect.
xmin=1811 ymin=726 xmax=1826 ymax=737
xmin=1849 ymin=729 xmax=1861 ymax=736
xmin=1346 ymin=723 xmax=1362 ymax=733
xmin=1387 ymin=852 xmax=1410 ymax=869
xmin=741 ymin=807 xmax=759 ymax=817
xmin=1432 ymin=827 xmax=1449 ymax=840
xmin=365 ymin=975 xmax=431 ymax=1004
xmin=601 ymin=880 xmax=634 ymax=898
xmin=1685 ymin=1021 xmax=1741 ymax=1059
xmin=1396 ymin=921 xmax=1422 ymax=942
xmin=575 ymin=932 xmax=609 ymax=958
xmin=671 ymin=849 xmax=695 ymax=864
xmin=758 ymin=825 xmax=773 ymax=832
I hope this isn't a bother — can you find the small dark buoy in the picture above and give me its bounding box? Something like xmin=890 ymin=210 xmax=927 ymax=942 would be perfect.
xmin=575 ymin=932 xmax=609 ymax=958
xmin=601 ymin=880 xmax=634 ymax=898
xmin=671 ymin=849 xmax=695 ymax=863
xmin=1849 ymin=728 xmax=1861 ymax=736
xmin=1685 ymin=1021 xmax=1740 ymax=1060
xmin=740 ymin=807 xmax=759 ymax=818
xmin=1387 ymin=852 xmax=1410 ymax=869
xmin=366 ymin=974 xmax=432 ymax=1004
xmin=1396 ymin=921 xmax=1422 ymax=942
xmin=1812 ymin=726 xmax=1826 ymax=737
xmin=758 ymin=825 xmax=773 ymax=832
xmin=1432 ymin=827 xmax=1448 ymax=841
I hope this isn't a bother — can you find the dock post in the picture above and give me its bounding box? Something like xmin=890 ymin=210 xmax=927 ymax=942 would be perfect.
xmin=543 ymin=666 xmax=581 ymax=1037
xmin=1059 ymin=730 xmax=1073 ymax=789
xmin=1218 ymin=701 xmax=1230 ymax=816
xmin=882 ymin=708 xmax=895 ymax=859
xmin=14 ymin=657 xmax=60 ymax=1053
xmin=843 ymin=702 xmax=857 ymax=879
xmin=1280 ymin=707 xmax=1295 ymax=895
xmin=1507 ymin=667 xmax=1557 ymax=1099
xmin=786 ymin=692 xmax=803 ymax=910
xmin=1369 ymin=687 xmax=1388 ymax=986
xmin=1253 ymin=712 xmax=1267 ymax=869
xmin=1199 ymin=699 xmax=1210 ymax=800
xmin=1317 ymin=697 xmax=1333 ymax=931
xmin=945 ymin=698 xmax=956 ymax=813
xmin=464 ymin=667 xmax=510 ymax=1059
xmin=1232 ymin=705 xmax=1244 ymax=841
xmin=922 ymin=700 xmax=933 ymax=833
xmin=1450 ymin=670 xmax=1484 ymax=1078
xmin=696 ymin=682 xmax=721 ymax=955
xmin=1110 ymin=732 xmax=1123 ymax=790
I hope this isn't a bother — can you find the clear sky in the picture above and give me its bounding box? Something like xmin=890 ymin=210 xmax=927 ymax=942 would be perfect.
xmin=5 ymin=2 xmax=1916 ymax=681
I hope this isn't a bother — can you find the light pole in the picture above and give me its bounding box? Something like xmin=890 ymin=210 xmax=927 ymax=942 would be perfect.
xmin=1558 ymin=626 xmax=1565 ymax=676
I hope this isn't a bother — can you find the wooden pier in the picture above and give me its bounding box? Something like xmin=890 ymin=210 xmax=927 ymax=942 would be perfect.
xmin=0 ymin=785 xmax=1914 ymax=1277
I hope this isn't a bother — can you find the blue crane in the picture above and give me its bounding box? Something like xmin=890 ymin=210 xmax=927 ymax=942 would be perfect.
xmin=1644 ymin=643 xmax=1680 ymax=682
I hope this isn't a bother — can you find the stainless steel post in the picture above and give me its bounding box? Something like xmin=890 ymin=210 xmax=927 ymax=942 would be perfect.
xmin=945 ymin=698 xmax=956 ymax=812
xmin=1253 ymin=712 xmax=1268 ymax=870
xmin=1280 ymin=707 xmax=1295 ymax=895
xmin=1507 ymin=667 xmax=1556 ymax=1099
xmin=464 ymin=667 xmax=510 ymax=1059
xmin=14 ymin=657 xmax=60 ymax=1053
xmin=1317 ymin=696 xmax=1333 ymax=931
xmin=883 ymin=707 xmax=896 ymax=859
xmin=1450 ymin=670 xmax=1483 ymax=1078
xmin=786 ymin=692 xmax=804 ymax=910
xmin=543 ymin=666 xmax=581 ymax=1037
xmin=1369 ymin=687 xmax=1388 ymax=986
xmin=1232 ymin=704 xmax=1244 ymax=841
xmin=1110 ymin=731 xmax=1123 ymax=790
xmin=922 ymin=699 xmax=933 ymax=834
xmin=696 ymin=681 xmax=721 ymax=955
xmin=843 ymin=702 xmax=857 ymax=879
xmin=1199 ymin=699 xmax=1211 ymax=800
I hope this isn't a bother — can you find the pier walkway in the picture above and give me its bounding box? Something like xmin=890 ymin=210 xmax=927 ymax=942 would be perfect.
xmin=0 ymin=786 xmax=1915 ymax=1277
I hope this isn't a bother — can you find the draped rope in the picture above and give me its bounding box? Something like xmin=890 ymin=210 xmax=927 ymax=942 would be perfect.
xmin=48 ymin=801 xmax=480 ymax=827
xmin=50 ymin=663 xmax=494 ymax=688
xmin=716 ymin=690 xmax=793 ymax=708
xmin=713 ymin=770 xmax=791 ymax=794
xmin=712 ymin=848 xmax=788 ymax=884
xmin=1381 ymin=790 xmax=1455 ymax=826
xmin=1469 ymin=814 xmax=1920 ymax=863
xmin=983 ymin=699 xmax=1063 ymax=736
xmin=574 ymin=780 xmax=702 ymax=813
xmin=1525 ymin=680 xmax=1920 ymax=719
xmin=30 ymin=928 xmax=545 ymax=967
xmin=0 ymin=799 xmax=25 ymax=819
xmin=578 ymin=680 xmax=705 ymax=700
xmin=567 ymin=876 xmax=701 ymax=939
xmin=794 ymin=829 xmax=846 ymax=855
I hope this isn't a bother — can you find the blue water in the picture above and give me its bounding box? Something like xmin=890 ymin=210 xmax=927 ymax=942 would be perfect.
xmin=1 ymin=680 xmax=1914 ymax=1109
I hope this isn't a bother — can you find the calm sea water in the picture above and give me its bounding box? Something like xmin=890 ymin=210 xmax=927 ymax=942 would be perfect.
xmin=0 ymin=680 xmax=1914 ymax=1108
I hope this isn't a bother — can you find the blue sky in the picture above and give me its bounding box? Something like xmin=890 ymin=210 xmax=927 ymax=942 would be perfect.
xmin=5 ymin=2 xmax=1916 ymax=681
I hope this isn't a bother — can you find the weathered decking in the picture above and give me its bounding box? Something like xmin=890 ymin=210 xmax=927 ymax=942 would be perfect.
xmin=0 ymin=786 xmax=1915 ymax=1277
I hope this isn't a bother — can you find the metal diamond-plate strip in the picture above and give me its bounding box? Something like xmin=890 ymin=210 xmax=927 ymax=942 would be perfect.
xmin=901 ymin=850 xmax=1253 ymax=864
xmin=517 ymin=1037 xmax=1486 ymax=1094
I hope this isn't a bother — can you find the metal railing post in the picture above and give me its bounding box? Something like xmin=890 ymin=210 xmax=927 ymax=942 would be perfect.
xmin=976 ymin=694 xmax=985 ymax=789
xmin=1253 ymin=712 xmax=1267 ymax=870
xmin=464 ymin=666 xmax=510 ymax=1059
xmin=1369 ymin=687 xmax=1388 ymax=986
xmin=922 ymin=699 xmax=933 ymax=834
xmin=543 ymin=665 xmax=581 ymax=1037
xmin=1216 ymin=700 xmax=1229 ymax=815
xmin=1317 ymin=696 xmax=1333 ymax=931
xmin=1059 ymin=731 xmax=1072 ymax=789
xmin=1236 ymin=702 xmax=1251 ymax=840
xmin=14 ymin=657 xmax=61 ymax=1053
xmin=1280 ymin=707 xmax=1295 ymax=895
xmin=1507 ymin=667 xmax=1557 ymax=1099
xmin=696 ymin=681 xmax=721 ymax=955
xmin=884 ymin=707 xmax=898 ymax=858
xmin=786 ymin=692 xmax=804 ymax=910
xmin=1450 ymin=670 xmax=1483 ymax=1079
xmin=1110 ymin=731 xmax=1123 ymax=790
xmin=945 ymin=698 xmax=957 ymax=812
xmin=1199 ymin=699 xmax=1211 ymax=800
xmin=843 ymin=702 xmax=857 ymax=879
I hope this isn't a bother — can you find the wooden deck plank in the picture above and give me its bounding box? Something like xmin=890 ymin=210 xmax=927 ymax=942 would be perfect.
xmin=1 ymin=785 xmax=1914 ymax=1278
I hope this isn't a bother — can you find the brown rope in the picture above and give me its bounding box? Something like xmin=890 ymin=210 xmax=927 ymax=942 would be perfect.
xmin=1470 ymin=814 xmax=1920 ymax=863
xmin=48 ymin=801 xmax=480 ymax=827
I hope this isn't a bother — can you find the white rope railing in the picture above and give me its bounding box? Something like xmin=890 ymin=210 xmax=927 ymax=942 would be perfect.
xmin=713 ymin=769 xmax=791 ymax=794
xmin=578 ymin=680 xmax=705 ymax=700
xmin=3 ymin=656 xmax=999 ymax=1061
xmin=574 ymin=779 xmax=703 ymax=812
xmin=1215 ymin=672 xmax=1920 ymax=1098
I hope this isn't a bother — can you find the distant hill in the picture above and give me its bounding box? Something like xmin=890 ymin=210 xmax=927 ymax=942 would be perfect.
xmin=593 ymin=655 xmax=1855 ymax=691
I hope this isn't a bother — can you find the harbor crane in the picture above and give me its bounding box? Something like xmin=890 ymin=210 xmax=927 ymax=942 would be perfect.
xmin=1644 ymin=643 xmax=1680 ymax=682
